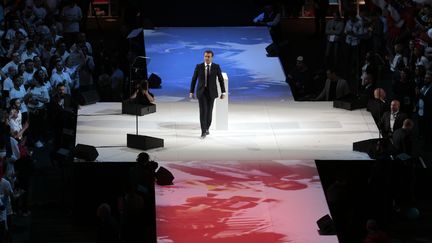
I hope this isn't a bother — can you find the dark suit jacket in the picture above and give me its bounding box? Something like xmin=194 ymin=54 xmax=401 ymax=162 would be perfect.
xmin=190 ymin=63 xmax=226 ymax=99
xmin=392 ymin=128 xmax=413 ymax=155
xmin=367 ymin=98 xmax=389 ymax=125
xmin=379 ymin=111 xmax=408 ymax=137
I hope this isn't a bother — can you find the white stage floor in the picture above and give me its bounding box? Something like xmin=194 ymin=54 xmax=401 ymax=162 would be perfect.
xmin=76 ymin=101 xmax=378 ymax=162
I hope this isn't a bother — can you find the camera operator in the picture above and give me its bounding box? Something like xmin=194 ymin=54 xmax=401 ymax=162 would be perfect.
xmin=128 ymin=80 xmax=155 ymax=105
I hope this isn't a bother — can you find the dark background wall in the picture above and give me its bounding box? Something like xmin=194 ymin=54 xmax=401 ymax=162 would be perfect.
xmin=123 ymin=0 xmax=269 ymax=27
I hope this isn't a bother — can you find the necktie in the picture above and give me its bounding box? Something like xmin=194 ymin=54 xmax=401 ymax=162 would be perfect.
xmin=206 ymin=65 xmax=209 ymax=87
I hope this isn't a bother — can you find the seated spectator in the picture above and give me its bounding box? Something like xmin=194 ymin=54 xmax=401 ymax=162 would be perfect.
xmin=392 ymin=118 xmax=414 ymax=156
xmin=315 ymin=68 xmax=351 ymax=101
xmin=287 ymin=56 xmax=312 ymax=99
xmin=367 ymin=88 xmax=389 ymax=125
xmin=379 ymin=100 xmax=408 ymax=138
xmin=364 ymin=219 xmax=391 ymax=243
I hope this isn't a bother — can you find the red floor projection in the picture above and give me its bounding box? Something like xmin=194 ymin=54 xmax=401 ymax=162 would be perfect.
xmin=155 ymin=160 xmax=338 ymax=243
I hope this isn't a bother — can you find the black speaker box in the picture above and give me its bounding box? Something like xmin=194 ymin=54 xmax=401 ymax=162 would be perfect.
xmin=148 ymin=73 xmax=162 ymax=88
xmin=127 ymin=134 xmax=164 ymax=150
xmin=78 ymin=90 xmax=100 ymax=106
xmin=122 ymin=102 xmax=156 ymax=116
xmin=265 ymin=43 xmax=279 ymax=57
xmin=156 ymin=166 xmax=174 ymax=185
xmin=74 ymin=144 xmax=99 ymax=161
xmin=333 ymin=97 xmax=367 ymax=110
xmin=317 ymin=214 xmax=336 ymax=235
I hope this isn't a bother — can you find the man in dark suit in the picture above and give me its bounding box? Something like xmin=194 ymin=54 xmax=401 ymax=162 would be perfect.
xmin=367 ymin=88 xmax=389 ymax=126
xmin=392 ymin=119 xmax=414 ymax=156
xmin=379 ymin=100 xmax=408 ymax=138
xmin=189 ymin=50 xmax=226 ymax=139
xmin=418 ymin=72 xmax=432 ymax=145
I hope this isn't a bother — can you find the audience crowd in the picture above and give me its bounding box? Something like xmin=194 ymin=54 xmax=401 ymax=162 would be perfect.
xmin=287 ymin=0 xmax=432 ymax=158
xmin=0 ymin=0 xmax=127 ymax=242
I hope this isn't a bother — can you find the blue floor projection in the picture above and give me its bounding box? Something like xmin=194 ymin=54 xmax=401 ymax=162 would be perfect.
xmin=143 ymin=27 xmax=290 ymax=102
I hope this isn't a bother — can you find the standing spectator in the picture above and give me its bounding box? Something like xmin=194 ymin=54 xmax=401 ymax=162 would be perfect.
xmin=2 ymin=66 xmax=17 ymax=106
xmin=0 ymin=173 xmax=13 ymax=240
xmin=50 ymin=61 xmax=72 ymax=94
xmin=315 ymin=68 xmax=351 ymax=101
xmin=110 ymin=61 xmax=124 ymax=101
xmin=1 ymin=52 xmax=21 ymax=80
xmin=313 ymin=0 xmax=329 ymax=37
xmin=344 ymin=12 xmax=364 ymax=81
xmin=53 ymin=41 xmax=70 ymax=64
xmin=379 ymin=100 xmax=408 ymax=138
xmin=413 ymin=46 xmax=429 ymax=70
xmin=9 ymin=75 xmax=28 ymax=122
xmin=325 ymin=11 xmax=345 ymax=67
xmin=60 ymin=0 xmax=83 ymax=47
xmin=392 ymin=68 xmax=416 ymax=114
xmin=20 ymin=41 xmax=37 ymax=62
xmin=387 ymin=43 xmax=406 ymax=74
xmin=22 ymin=59 xmax=36 ymax=87
xmin=4 ymin=20 xmax=27 ymax=43
xmin=417 ymin=72 xmax=432 ymax=145
xmin=367 ymin=88 xmax=389 ymax=126
xmin=253 ymin=4 xmax=281 ymax=44
xmin=26 ymin=77 xmax=49 ymax=148
xmin=392 ymin=118 xmax=414 ymax=156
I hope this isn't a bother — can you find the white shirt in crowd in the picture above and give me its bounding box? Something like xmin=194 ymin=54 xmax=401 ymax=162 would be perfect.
xmin=8 ymin=111 xmax=22 ymax=134
xmin=50 ymin=70 xmax=72 ymax=93
xmin=23 ymin=70 xmax=36 ymax=85
xmin=345 ymin=17 xmax=364 ymax=46
xmin=416 ymin=56 xmax=430 ymax=70
xmin=21 ymin=51 xmax=37 ymax=62
xmin=61 ymin=4 xmax=82 ymax=33
xmin=0 ymin=178 xmax=14 ymax=216
xmin=4 ymin=28 xmax=27 ymax=41
xmin=390 ymin=53 xmax=407 ymax=72
xmin=1 ymin=61 xmax=19 ymax=75
xmin=2 ymin=77 xmax=13 ymax=91
xmin=9 ymin=85 xmax=28 ymax=113
xmin=27 ymin=85 xmax=49 ymax=110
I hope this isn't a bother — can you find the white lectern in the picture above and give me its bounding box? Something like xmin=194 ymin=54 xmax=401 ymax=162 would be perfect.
xmin=213 ymin=72 xmax=228 ymax=130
